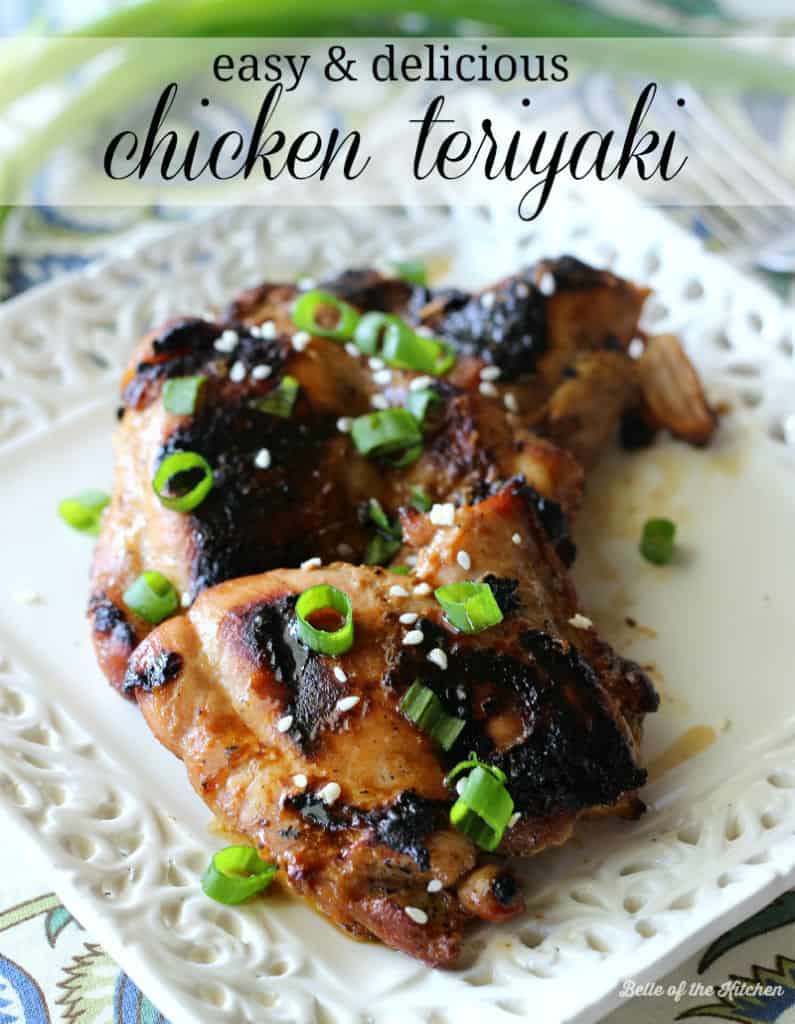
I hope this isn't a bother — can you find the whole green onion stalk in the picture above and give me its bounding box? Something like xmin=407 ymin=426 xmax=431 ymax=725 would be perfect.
xmin=0 ymin=0 xmax=794 ymax=231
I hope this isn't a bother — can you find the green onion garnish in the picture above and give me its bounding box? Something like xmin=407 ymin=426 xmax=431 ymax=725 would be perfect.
xmin=400 ymin=680 xmax=465 ymax=751
xmin=640 ymin=518 xmax=677 ymax=565
xmin=434 ymin=581 xmax=504 ymax=634
xmin=405 ymin=388 xmax=440 ymax=425
xmin=390 ymin=564 xmax=410 ymax=575
xmin=354 ymin=312 xmax=411 ymax=356
xmin=123 ymin=570 xmax=179 ymax=624
xmin=446 ymin=754 xmax=514 ymax=852
xmin=410 ymin=486 xmax=432 ymax=513
xmin=381 ymin=328 xmax=454 ymax=376
xmin=295 ymin=584 xmax=354 ymax=656
xmin=367 ymin=497 xmax=395 ymax=536
xmin=365 ymin=534 xmax=402 ymax=566
xmin=253 ymin=375 xmax=299 ymax=418
xmin=57 ymin=489 xmax=109 ymax=536
xmin=201 ymin=845 xmax=278 ymax=905
xmin=163 ymin=375 xmax=205 ymax=416
xmin=152 ymin=451 xmax=214 ymax=512
xmin=292 ymin=289 xmax=360 ymax=342
xmin=392 ymin=260 xmax=428 ymax=286
xmin=350 ymin=408 xmax=423 ymax=461
xmin=389 ymin=444 xmax=423 ymax=468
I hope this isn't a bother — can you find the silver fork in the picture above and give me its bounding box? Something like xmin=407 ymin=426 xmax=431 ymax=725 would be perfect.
xmin=653 ymin=82 xmax=795 ymax=273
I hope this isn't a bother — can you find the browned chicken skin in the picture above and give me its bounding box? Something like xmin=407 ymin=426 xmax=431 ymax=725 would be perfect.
xmin=91 ymin=256 xmax=714 ymax=965
xmin=131 ymin=484 xmax=656 ymax=965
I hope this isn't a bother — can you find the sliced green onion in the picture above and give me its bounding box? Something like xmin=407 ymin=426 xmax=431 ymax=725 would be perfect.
xmin=295 ymin=584 xmax=354 ymax=656
xmin=58 ymin=489 xmax=109 ymax=536
xmin=400 ymin=680 xmax=465 ymax=751
xmin=640 ymin=518 xmax=677 ymax=565
xmin=389 ymin=444 xmax=423 ymax=468
xmin=410 ymin=486 xmax=432 ymax=513
xmin=390 ymin=564 xmax=410 ymax=575
xmin=253 ymin=375 xmax=299 ymax=418
xmin=350 ymin=409 xmax=422 ymax=460
xmin=446 ymin=755 xmax=514 ymax=853
xmin=367 ymin=498 xmax=396 ymax=536
xmin=163 ymin=375 xmax=205 ymax=415
xmin=365 ymin=534 xmax=402 ymax=566
xmin=405 ymin=388 xmax=440 ymax=425
xmin=201 ymin=845 xmax=278 ymax=906
xmin=381 ymin=328 xmax=453 ymax=376
xmin=392 ymin=260 xmax=428 ymax=286
xmin=354 ymin=312 xmax=412 ymax=356
xmin=123 ymin=570 xmax=179 ymax=624
xmin=434 ymin=581 xmax=504 ymax=634
xmin=292 ymin=289 xmax=359 ymax=342
xmin=152 ymin=451 xmax=213 ymax=512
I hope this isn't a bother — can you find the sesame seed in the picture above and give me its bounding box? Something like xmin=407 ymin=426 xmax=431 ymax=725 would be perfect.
xmin=479 ymin=381 xmax=498 ymax=398
xmin=293 ymin=773 xmax=308 ymax=789
xmin=503 ymin=392 xmax=518 ymax=413
xmin=336 ymin=695 xmax=360 ymax=712
xmin=413 ymin=582 xmax=432 ymax=596
xmin=456 ymin=686 xmax=466 ymax=700
xmin=456 ymin=550 xmax=471 ymax=570
xmin=456 ymin=778 xmax=467 ymax=795
xmin=276 ymin=715 xmax=293 ymax=733
xmin=336 ymin=416 xmax=352 ymax=433
xmin=512 ymin=532 xmax=522 ymax=545
xmin=298 ymin=276 xmax=316 ymax=290
xmin=427 ymin=879 xmax=443 ymax=893
xmin=480 ymin=291 xmax=496 ymax=310
xmin=292 ymin=331 xmax=311 ymax=352
xmin=389 ymin=585 xmax=409 ymax=598
xmin=229 ymin=360 xmax=247 ymax=383
xmin=371 ymin=394 xmax=389 ymax=410
xmin=427 ymin=648 xmax=448 ymax=670
xmin=251 ymin=364 xmax=272 ymax=380
xmin=508 ymin=812 xmax=521 ymax=828
xmin=373 ymin=369 xmax=392 ymax=386
xmin=480 ymin=365 xmax=501 ymax=381
xmin=516 ymin=282 xmax=530 ymax=298
xmin=300 ymin=556 xmax=321 ymax=570
xmin=333 ymin=666 xmax=348 ymax=683
xmin=405 ymin=906 xmax=428 ymax=925
xmin=569 ymin=613 xmax=593 ymax=630
xmin=538 ymin=271 xmax=556 ymax=296
xmin=399 ymin=612 xmax=418 ymax=625
xmin=368 ymin=357 xmax=385 ymax=370
xmin=403 ymin=629 xmax=424 ymax=646
xmin=181 ymin=592 xmax=191 ymax=608
xmin=415 ymin=325 xmax=434 ymax=338
xmin=254 ymin=448 xmax=272 ymax=470
xmin=429 ymin=502 xmax=455 ymax=526
xmin=406 ymin=555 xmax=417 ymax=567
xmin=260 ymin=320 xmax=277 ymax=339
xmin=409 ymin=375 xmax=434 ymax=392
xmin=345 ymin=342 xmax=359 ymax=358
xmin=318 ymin=781 xmax=341 ymax=805
xmin=628 ymin=337 xmax=644 ymax=359
xmin=214 ymin=329 xmax=238 ymax=353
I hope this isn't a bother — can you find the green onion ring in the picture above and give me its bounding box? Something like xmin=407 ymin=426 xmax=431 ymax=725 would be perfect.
xmin=152 ymin=451 xmax=214 ymax=512
xmin=292 ymin=289 xmax=360 ymax=342
xmin=405 ymin=388 xmax=440 ymax=425
xmin=253 ymin=375 xmax=299 ymax=418
xmin=640 ymin=517 xmax=677 ymax=565
xmin=353 ymin=312 xmax=412 ymax=356
xmin=434 ymin=581 xmax=504 ymax=634
xmin=57 ymin=489 xmax=109 ymax=536
xmin=123 ymin=570 xmax=179 ymax=625
xmin=391 ymin=260 xmax=428 ymax=286
xmin=295 ymin=584 xmax=354 ymax=656
xmin=381 ymin=328 xmax=452 ymax=376
xmin=201 ymin=845 xmax=278 ymax=905
xmin=400 ymin=681 xmax=465 ymax=751
xmin=163 ymin=375 xmax=205 ymax=415
xmin=350 ymin=409 xmax=422 ymax=460
xmin=446 ymin=755 xmax=514 ymax=852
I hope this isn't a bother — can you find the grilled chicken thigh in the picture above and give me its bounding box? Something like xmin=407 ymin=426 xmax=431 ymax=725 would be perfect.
xmin=91 ymin=257 xmax=711 ymax=690
xmin=129 ymin=483 xmax=657 ymax=965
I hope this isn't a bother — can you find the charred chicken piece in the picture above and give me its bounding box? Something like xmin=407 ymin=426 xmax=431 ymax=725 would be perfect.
xmin=129 ymin=483 xmax=656 ymax=965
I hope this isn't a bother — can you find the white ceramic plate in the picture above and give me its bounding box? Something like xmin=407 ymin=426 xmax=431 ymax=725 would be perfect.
xmin=0 ymin=193 xmax=793 ymax=1024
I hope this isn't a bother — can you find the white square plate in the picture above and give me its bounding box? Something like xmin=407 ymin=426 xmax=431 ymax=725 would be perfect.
xmin=0 ymin=194 xmax=793 ymax=1024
